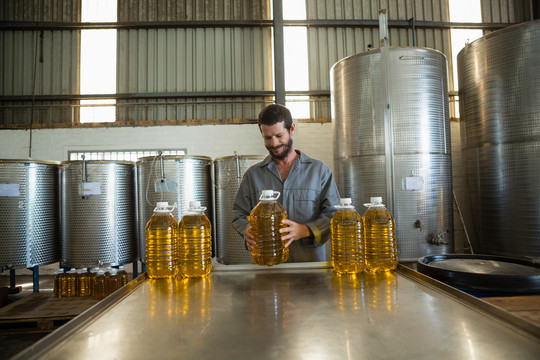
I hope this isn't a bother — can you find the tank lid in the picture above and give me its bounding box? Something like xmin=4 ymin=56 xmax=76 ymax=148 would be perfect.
xmin=214 ymin=155 xmax=266 ymax=162
xmin=60 ymin=160 xmax=135 ymax=166
xmin=137 ymin=155 xmax=212 ymax=162
xmin=0 ymin=159 xmax=60 ymax=165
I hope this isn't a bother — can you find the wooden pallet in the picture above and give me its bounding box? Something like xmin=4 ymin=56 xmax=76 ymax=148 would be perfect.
xmin=482 ymin=295 xmax=540 ymax=326
xmin=0 ymin=293 xmax=98 ymax=334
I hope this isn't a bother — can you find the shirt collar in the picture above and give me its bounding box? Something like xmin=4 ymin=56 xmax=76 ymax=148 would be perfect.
xmin=260 ymin=150 xmax=311 ymax=167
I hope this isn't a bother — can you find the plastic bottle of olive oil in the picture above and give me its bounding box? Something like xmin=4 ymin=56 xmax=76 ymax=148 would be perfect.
xmin=250 ymin=190 xmax=288 ymax=266
xmin=107 ymin=268 xmax=120 ymax=295
xmin=94 ymin=269 xmax=107 ymax=300
xmin=178 ymin=201 xmax=213 ymax=278
xmin=363 ymin=197 xmax=398 ymax=273
xmin=89 ymin=267 xmax=99 ymax=297
xmin=76 ymin=268 xmax=91 ymax=297
xmin=54 ymin=268 xmax=65 ymax=298
xmin=331 ymin=198 xmax=364 ymax=274
xmin=145 ymin=202 xmax=179 ymax=279
xmin=66 ymin=268 xmax=77 ymax=297
xmin=118 ymin=265 xmax=129 ymax=286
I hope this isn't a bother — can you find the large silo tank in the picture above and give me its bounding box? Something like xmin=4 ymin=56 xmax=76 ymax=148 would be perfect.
xmin=214 ymin=155 xmax=265 ymax=264
xmin=137 ymin=155 xmax=213 ymax=263
xmin=331 ymin=47 xmax=453 ymax=262
xmin=0 ymin=160 xmax=60 ymax=269
xmin=61 ymin=161 xmax=137 ymax=268
xmin=457 ymin=20 xmax=540 ymax=258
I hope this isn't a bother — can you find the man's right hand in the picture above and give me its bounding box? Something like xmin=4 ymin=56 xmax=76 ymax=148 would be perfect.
xmin=245 ymin=226 xmax=255 ymax=251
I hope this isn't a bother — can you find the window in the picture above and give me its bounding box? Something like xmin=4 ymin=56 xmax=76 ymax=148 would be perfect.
xmin=80 ymin=0 xmax=117 ymax=123
xmin=68 ymin=149 xmax=187 ymax=162
xmin=449 ymin=0 xmax=483 ymax=117
xmin=283 ymin=0 xmax=310 ymax=119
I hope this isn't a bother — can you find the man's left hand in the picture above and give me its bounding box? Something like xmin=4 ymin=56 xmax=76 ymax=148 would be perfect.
xmin=280 ymin=219 xmax=311 ymax=248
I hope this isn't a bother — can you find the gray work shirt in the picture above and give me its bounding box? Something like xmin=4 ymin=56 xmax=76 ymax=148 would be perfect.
xmin=232 ymin=150 xmax=341 ymax=262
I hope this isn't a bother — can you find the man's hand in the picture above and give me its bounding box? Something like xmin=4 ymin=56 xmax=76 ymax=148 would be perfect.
xmin=280 ymin=219 xmax=311 ymax=248
xmin=245 ymin=226 xmax=255 ymax=251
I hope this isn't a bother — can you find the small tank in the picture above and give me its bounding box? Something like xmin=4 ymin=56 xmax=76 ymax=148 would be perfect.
xmin=61 ymin=160 xmax=137 ymax=268
xmin=0 ymin=160 xmax=60 ymax=269
xmin=137 ymin=155 xmax=213 ymax=263
xmin=214 ymin=155 xmax=265 ymax=264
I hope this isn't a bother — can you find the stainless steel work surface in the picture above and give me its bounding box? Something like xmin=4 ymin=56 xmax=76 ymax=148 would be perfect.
xmin=16 ymin=263 xmax=540 ymax=359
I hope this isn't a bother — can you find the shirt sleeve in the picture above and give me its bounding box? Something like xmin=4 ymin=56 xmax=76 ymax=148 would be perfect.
xmin=303 ymin=167 xmax=341 ymax=247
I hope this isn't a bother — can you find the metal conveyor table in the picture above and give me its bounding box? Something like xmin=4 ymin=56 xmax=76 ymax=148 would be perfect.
xmin=14 ymin=262 xmax=540 ymax=359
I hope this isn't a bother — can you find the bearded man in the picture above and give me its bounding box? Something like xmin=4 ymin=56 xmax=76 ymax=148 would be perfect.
xmin=232 ymin=103 xmax=341 ymax=262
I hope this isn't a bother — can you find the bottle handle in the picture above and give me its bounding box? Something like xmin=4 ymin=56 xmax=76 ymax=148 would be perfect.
xmin=271 ymin=191 xmax=281 ymax=200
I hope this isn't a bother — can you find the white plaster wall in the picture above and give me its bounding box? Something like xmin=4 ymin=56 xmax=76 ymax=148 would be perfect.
xmin=0 ymin=123 xmax=335 ymax=171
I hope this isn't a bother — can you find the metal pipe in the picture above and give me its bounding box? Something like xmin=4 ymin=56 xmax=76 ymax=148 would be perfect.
xmin=32 ymin=265 xmax=39 ymax=293
xmin=273 ymin=0 xmax=286 ymax=105
xmin=0 ymin=19 xmax=510 ymax=31
xmin=379 ymin=9 xmax=395 ymax=216
xmin=159 ymin=152 xmax=165 ymax=181
xmin=81 ymin=155 xmax=87 ymax=182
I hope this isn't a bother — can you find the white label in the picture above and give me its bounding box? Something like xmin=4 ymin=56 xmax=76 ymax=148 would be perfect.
xmin=81 ymin=182 xmax=101 ymax=196
xmin=154 ymin=179 xmax=177 ymax=192
xmin=0 ymin=184 xmax=20 ymax=197
xmin=404 ymin=176 xmax=424 ymax=191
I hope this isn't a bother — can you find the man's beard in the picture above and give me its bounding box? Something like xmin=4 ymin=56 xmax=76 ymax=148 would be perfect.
xmin=267 ymin=138 xmax=293 ymax=160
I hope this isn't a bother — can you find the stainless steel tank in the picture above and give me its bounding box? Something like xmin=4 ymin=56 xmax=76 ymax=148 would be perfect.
xmin=331 ymin=47 xmax=453 ymax=262
xmin=457 ymin=20 xmax=540 ymax=258
xmin=60 ymin=160 xmax=137 ymax=268
xmin=214 ymin=155 xmax=265 ymax=264
xmin=137 ymin=155 xmax=213 ymax=262
xmin=0 ymin=160 xmax=60 ymax=269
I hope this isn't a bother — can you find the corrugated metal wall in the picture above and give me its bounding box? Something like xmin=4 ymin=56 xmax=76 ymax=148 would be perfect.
xmin=481 ymin=0 xmax=533 ymax=25
xmin=0 ymin=0 xmax=79 ymax=126
xmin=116 ymin=0 xmax=273 ymax=123
xmin=0 ymin=0 xmax=533 ymax=127
xmin=305 ymin=0 xmax=451 ymax=120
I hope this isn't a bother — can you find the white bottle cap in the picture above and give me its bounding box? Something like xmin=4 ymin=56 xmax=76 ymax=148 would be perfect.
xmin=371 ymin=197 xmax=382 ymax=204
xmin=260 ymin=190 xmax=280 ymax=201
xmin=154 ymin=202 xmax=173 ymax=213
xmin=340 ymin=198 xmax=352 ymax=206
xmin=190 ymin=200 xmax=201 ymax=208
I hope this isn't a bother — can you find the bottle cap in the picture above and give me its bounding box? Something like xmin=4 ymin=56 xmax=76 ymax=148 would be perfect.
xmin=154 ymin=202 xmax=173 ymax=213
xmin=188 ymin=200 xmax=207 ymax=212
xmin=335 ymin=198 xmax=354 ymax=209
xmin=341 ymin=198 xmax=352 ymax=206
xmin=259 ymin=190 xmax=280 ymax=201
xmin=364 ymin=196 xmax=385 ymax=208
xmin=371 ymin=197 xmax=382 ymax=204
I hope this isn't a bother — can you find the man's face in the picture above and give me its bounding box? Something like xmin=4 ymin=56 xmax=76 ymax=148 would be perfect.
xmin=260 ymin=121 xmax=295 ymax=160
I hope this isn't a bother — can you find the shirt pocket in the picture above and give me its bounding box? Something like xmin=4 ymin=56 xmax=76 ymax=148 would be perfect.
xmin=291 ymin=189 xmax=320 ymax=222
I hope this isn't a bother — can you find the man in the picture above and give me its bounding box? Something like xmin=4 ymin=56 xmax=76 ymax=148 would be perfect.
xmin=232 ymin=103 xmax=341 ymax=262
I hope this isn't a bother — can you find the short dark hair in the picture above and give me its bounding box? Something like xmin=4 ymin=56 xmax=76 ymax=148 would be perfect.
xmin=258 ymin=104 xmax=293 ymax=132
